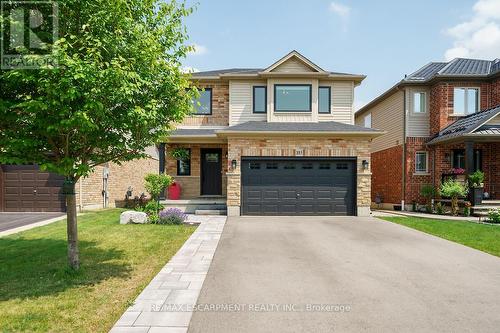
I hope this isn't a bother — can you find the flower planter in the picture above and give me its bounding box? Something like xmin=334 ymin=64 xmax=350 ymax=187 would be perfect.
xmin=471 ymin=187 xmax=483 ymax=206
xmin=168 ymin=182 xmax=181 ymax=200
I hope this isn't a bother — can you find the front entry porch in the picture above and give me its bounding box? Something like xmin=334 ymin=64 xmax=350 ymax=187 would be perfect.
xmin=433 ymin=141 xmax=500 ymax=200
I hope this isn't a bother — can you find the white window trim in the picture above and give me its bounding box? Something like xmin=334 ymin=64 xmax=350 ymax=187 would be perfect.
xmin=415 ymin=151 xmax=429 ymax=174
xmin=452 ymin=87 xmax=480 ymax=116
xmin=412 ymin=91 xmax=427 ymax=114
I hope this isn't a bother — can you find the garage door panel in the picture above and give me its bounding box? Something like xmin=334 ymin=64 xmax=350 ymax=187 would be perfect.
xmin=2 ymin=165 xmax=66 ymax=212
xmin=241 ymin=158 xmax=356 ymax=216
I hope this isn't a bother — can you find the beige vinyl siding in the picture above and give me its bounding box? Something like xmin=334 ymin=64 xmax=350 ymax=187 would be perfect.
xmin=406 ymin=87 xmax=430 ymax=137
xmin=229 ymin=80 xmax=267 ymax=125
xmin=318 ymin=81 xmax=354 ymax=124
xmin=270 ymin=57 xmax=316 ymax=73
xmin=487 ymin=114 xmax=500 ymax=125
xmin=365 ymin=90 xmax=404 ymax=152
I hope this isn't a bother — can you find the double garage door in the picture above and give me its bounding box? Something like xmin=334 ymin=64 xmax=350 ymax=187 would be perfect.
xmin=241 ymin=158 xmax=356 ymax=216
xmin=1 ymin=165 xmax=66 ymax=212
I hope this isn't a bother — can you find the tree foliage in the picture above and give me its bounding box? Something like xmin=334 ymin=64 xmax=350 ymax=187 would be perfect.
xmin=0 ymin=0 xmax=197 ymax=180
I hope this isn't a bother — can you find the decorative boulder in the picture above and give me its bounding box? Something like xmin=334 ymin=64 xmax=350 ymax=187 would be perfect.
xmin=120 ymin=211 xmax=148 ymax=224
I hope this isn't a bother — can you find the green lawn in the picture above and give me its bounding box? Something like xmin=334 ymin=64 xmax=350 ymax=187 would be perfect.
xmin=381 ymin=217 xmax=500 ymax=257
xmin=0 ymin=209 xmax=195 ymax=332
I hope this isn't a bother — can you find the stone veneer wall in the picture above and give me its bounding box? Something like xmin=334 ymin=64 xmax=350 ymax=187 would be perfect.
xmin=76 ymin=157 xmax=159 ymax=211
xmin=180 ymin=82 xmax=229 ymax=127
xmin=226 ymin=136 xmax=372 ymax=216
xmin=166 ymin=143 xmax=228 ymax=199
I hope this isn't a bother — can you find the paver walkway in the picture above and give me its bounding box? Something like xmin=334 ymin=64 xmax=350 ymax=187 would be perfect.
xmin=110 ymin=215 xmax=226 ymax=333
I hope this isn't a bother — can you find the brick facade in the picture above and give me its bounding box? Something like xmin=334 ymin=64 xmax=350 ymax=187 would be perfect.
xmin=180 ymin=82 xmax=229 ymax=126
xmin=429 ymin=81 xmax=493 ymax=136
xmin=226 ymin=136 xmax=372 ymax=215
xmin=76 ymin=157 xmax=159 ymax=211
xmin=165 ymin=143 xmax=228 ymax=199
xmin=371 ymin=145 xmax=403 ymax=206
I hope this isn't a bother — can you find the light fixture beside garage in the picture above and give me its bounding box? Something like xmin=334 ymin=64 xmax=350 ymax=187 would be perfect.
xmin=362 ymin=160 xmax=369 ymax=170
xmin=231 ymin=159 xmax=237 ymax=170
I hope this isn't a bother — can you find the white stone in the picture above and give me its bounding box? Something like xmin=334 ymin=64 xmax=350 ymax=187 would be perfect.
xmin=120 ymin=211 xmax=148 ymax=224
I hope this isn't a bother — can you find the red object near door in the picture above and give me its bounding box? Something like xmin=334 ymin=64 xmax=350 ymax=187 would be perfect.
xmin=168 ymin=182 xmax=181 ymax=200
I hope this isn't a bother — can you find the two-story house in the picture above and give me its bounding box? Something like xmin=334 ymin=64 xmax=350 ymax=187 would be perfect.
xmin=355 ymin=58 xmax=500 ymax=210
xmin=159 ymin=51 xmax=383 ymax=216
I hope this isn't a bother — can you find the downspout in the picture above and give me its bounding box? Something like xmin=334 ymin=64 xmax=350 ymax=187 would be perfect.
xmin=401 ymin=87 xmax=407 ymax=211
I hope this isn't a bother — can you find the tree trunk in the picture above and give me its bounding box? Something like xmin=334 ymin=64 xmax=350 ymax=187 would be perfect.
xmin=65 ymin=180 xmax=79 ymax=270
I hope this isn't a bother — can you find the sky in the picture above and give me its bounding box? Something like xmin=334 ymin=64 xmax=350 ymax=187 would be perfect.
xmin=182 ymin=0 xmax=500 ymax=110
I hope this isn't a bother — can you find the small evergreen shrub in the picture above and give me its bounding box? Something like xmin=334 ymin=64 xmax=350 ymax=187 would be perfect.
xmin=435 ymin=202 xmax=445 ymax=215
xmin=440 ymin=180 xmax=468 ymax=216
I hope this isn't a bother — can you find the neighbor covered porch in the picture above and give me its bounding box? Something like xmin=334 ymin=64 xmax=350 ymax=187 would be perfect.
xmin=427 ymin=106 xmax=500 ymax=200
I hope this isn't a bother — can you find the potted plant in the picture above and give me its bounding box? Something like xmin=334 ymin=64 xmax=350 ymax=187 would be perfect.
xmin=468 ymin=170 xmax=484 ymax=206
xmin=440 ymin=179 xmax=468 ymax=216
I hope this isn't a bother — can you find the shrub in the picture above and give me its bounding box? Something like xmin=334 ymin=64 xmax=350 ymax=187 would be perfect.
xmin=468 ymin=170 xmax=485 ymax=187
xmin=144 ymin=174 xmax=173 ymax=201
xmin=158 ymin=208 xmax=188 ymax=225
xmin=142 ymin=200 xmax=163 ymax=216
xmin=440 ymin=180 xmax=468 ymax=216
xmin=435 ymin=202 xmax=445 ymax=215
xmin=420 ymin=184 xmax=436 ymax=213
xmin=463 ymin=202 xmax=471 ymax=217
xmin=488 ymin=209 xmax=500 ymax=224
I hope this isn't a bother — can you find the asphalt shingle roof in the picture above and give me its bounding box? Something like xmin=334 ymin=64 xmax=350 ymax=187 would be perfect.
xmin=170 ymin=128 xmax=218 ymax=137
xmin=427 ymin=105 xmax=500 ymax=145
xmin=217 ymin=121 xmax=382 ymax=133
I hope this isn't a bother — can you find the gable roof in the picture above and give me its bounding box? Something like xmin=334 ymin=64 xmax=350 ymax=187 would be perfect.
xmin=263 ymin=50 xmax=325 ymax=73
xmin=357 ymin=57 xmax=500 ymax=116
xmin=190 ymin=50 xmax=365 ymax=81
xmin=427 ymin=105 xmax=500 ymax=145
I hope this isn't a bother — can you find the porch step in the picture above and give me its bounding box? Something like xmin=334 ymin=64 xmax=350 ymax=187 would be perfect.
xmin=479 ymin=200 xmax=500 ymax=206
xmin=160 ymin=198 xmax=227 ymax=214
xmin=195 ymin=209 xmax=227 ymax=216
xmin=472 ymin=205 xmax=500 ymax=217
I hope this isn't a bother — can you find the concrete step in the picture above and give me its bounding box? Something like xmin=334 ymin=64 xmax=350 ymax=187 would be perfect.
xmin=472 ymin=206 xmax=500 ymax=211
xmin=479 ymin=200 xmax=500 ymax=206
xmin=195 ymin=209 xmax=227 ymax=216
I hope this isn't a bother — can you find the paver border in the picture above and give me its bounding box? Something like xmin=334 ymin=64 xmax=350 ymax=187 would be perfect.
xmin=110 ymin=215 xmax=227 ymax=333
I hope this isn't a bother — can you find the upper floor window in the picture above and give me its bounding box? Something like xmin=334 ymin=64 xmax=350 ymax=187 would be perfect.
xmin=274 ymin=84 xmax=311 ymax=112
xmin=453 ymin=88 xmax=479 ymax=115
xmin=364 ymin=113 xmax=372 ymax=128
xmin=413 ymin=92 xmax=426 ymax=113
xmin=192 ymin=88 xmax=212 ymax=115
xmin=318 ymin=86 xmax=331 ymax=114
xmin=253 ymin=86 xmax=267 ymax=113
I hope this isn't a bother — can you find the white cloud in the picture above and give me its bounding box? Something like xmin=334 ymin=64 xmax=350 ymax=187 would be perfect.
xmin=189 ymin=43 xmax=208 ymax=56
xmin=181 ymin=66 xmax=199 ymax=74
xmin=329 ymin=2 xmax=351 ymax=19
xmin=444 ymin=0 xmax=500 ymax=60
xmin=329 ymin=2 xmax=351 ymax=32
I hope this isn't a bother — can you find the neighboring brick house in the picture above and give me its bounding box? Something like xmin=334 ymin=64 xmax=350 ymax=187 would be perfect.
xmin=161 ymin=51 xmax=383 ymax=216
xmin=0 ymin=147 xmax=159 ymax=212
xmin=355 ymin=58 xmax=500 ymax=210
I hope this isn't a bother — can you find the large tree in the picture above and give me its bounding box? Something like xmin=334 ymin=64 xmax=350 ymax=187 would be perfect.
xmin=0 ymin=0 xmax=196 ymax=269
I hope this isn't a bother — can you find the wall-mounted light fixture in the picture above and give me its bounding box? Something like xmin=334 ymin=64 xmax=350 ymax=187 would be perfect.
xmin=231 ymin=159 xmax=237 ymax=170
xmin=362 ymin=160 xmax=369 ymax=170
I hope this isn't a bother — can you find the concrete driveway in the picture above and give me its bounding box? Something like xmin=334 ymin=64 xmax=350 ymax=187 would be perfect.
xmin=0 ymin=212 xmax=64 ymax=233
xmin=189 ymin=216 xmax=500 ymax=333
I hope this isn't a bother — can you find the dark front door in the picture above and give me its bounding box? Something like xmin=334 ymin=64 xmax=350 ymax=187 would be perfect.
xmin=241 ymin=158 xmax=356 ymax=216
xmin=1 ymin=165 xmax=66 ymax=212
xmin=201 ymin=149 xmax=222 ymax=195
